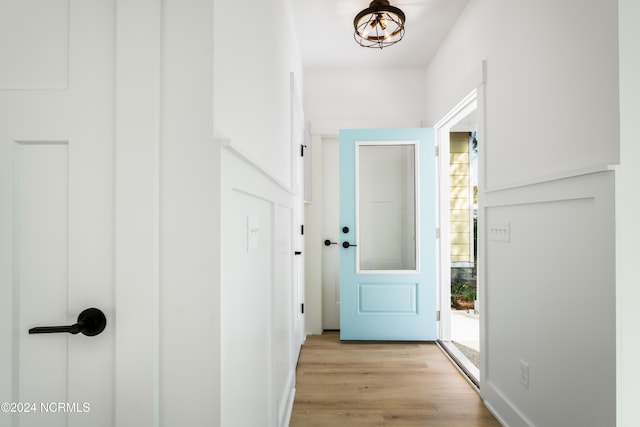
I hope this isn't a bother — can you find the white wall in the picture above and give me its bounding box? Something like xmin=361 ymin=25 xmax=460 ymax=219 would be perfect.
xmin=214 ymin=0 xmax=304 ymax=426
xmin=425 ymin=0 xmax=619 ymax=189
xmin=616 ymin=0 xmax=640 ymax=425
xmin=304 ymin=67 xmax=427 ymax=131
xmin=214 ymin=0 xmax=302 ymax=186
xmin=425 ymin=1 xmax=619 ymax=425
xmin=112 ymin=0 xmax=306 ymax=425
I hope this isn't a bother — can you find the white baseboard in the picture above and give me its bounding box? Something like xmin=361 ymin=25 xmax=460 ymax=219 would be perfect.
xmin=280 ymin=381 xmax=296 ymax=427
xmin=484 ymin=399 xmax=509 ymax=427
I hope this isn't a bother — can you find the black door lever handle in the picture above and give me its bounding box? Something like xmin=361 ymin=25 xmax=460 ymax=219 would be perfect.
xmin=342 ymin=241 xmax=357 ymax=249
xmin=324 ymin=239 xmax=338 ymax=246
xmin=29 ymin=307 xmax=107 ymax=337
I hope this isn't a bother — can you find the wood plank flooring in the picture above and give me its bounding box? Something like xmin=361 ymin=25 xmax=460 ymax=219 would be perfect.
xmin=290 ymin=332 xmax=501 ymax=426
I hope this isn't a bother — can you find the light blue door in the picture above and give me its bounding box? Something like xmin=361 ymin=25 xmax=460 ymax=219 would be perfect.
xmin=339 ymin=128 xmax=436 ymax=340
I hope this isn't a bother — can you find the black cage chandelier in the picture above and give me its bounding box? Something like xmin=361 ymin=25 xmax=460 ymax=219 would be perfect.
xmin=353 ymin=0 xmax=406 ymax=49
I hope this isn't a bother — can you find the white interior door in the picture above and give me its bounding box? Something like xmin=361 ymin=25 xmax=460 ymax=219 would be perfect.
xmin=321 ymin=138 xmax=341 ymax=330
xmin=0 ymin=2 xmax=115 ymax=426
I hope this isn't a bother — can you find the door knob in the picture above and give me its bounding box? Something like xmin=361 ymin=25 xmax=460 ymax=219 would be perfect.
xmin=29 ymin=307 xmax=107 ymax=337
xmin=342 ymin=241 xmax=357 ymax=249
xmin=324 ymin=239 xmax=338 ymax=246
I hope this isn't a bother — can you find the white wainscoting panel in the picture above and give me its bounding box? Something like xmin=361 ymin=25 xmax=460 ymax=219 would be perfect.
xmin=481 ymin=171 xmax=615 ymax=427
xmin=220 ymin=146 xmax=300 ymax=427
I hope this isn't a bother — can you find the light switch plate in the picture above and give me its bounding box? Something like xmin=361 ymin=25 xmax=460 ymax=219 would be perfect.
xmin=247 ymin=215 xmax=259 ymax=251
xmin=519 ymin=359 xmax=529 ymax=388
xmin=489 ymin=222 xmax=510 ymax=242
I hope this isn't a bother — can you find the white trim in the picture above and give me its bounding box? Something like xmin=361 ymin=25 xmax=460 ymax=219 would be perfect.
xmin=290 ymin=71 xmax=306 ymax=358
xmin=433 ymin=88 xmax=478 ymax=344
xmin=310 ymin=119 xmax=422 ymax=136
xmin=354 ymin=140 xmax=421 ymax=275
xmin=485 ymin=164 xmax=616 ymax=193
xmin=468 ymin=133 xmax=476 ymax=266
xmin=290 ymin=71 xmax=305 ymax=196
xmin=433 ymin=90 xmax=479 ymax=129
xmin=279 ymin=370 xmax=297 ymax=427
xmin=217 ymin=137 xmax=295 ymax=196
xmin=483 ymin=399 xmax=510 ymax=427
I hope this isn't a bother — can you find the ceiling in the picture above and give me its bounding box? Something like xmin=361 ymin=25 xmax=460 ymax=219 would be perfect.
xmin=291 ymin=0 xmax=469 ymax=69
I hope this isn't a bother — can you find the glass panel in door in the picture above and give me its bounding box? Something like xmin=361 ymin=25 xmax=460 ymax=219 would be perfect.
xmin=357 ymin=144 xmax=416 ymax=271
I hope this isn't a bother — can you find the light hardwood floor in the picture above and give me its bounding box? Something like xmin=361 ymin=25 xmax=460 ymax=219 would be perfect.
xmin=290 ymin=331 xmax=501 ymax=426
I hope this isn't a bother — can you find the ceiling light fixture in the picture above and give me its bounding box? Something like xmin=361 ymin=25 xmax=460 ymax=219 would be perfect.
xmin=354 ymin=0 xmax=405 ymax=49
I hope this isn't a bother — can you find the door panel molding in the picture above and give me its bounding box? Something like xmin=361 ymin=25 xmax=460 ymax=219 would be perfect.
xmin=358 ymin=282 xmax=418 ymax=315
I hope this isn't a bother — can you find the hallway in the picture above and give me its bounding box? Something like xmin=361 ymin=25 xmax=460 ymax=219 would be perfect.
xmin=290 ymin=332 xmax=500 ymax=426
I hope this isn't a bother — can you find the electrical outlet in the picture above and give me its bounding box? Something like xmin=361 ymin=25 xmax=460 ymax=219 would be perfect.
xmin=519 ymin=359 xmax=529 ymax=388
xmin=489 ymin=222 xmax=510 ymax=242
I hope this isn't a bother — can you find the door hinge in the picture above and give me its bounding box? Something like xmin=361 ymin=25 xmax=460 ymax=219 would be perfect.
xmin=300 ymin=144 xmax=307 ymax=157
xmin=301 ymin=303 xmax=304 ymax=314
xmin=435 ymin=228 xmax=440 ymax=239
xmin=435 ymin=145 xmax=439 ymax=157
xmin=436 ymin=310 xmax=441 ymax=321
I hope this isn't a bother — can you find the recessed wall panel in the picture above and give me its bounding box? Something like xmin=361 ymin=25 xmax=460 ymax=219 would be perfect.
xmin=0 ymin=0 xmax=69 ymax=89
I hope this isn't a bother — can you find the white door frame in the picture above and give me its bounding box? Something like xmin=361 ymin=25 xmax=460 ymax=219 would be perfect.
xmin=290 ymin=72 xmax=306 ymax=353
xmin=433 ymin=89 xmax=478 ymax=343
xmin=433 ymin=61 xmax=487 ymax=390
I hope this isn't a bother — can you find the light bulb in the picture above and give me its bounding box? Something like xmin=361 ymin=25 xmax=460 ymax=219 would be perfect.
xmin=378 ymin=14 xmax=387 ymax=30
xmin=361 ymin=20 xmax=375 ymax=39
